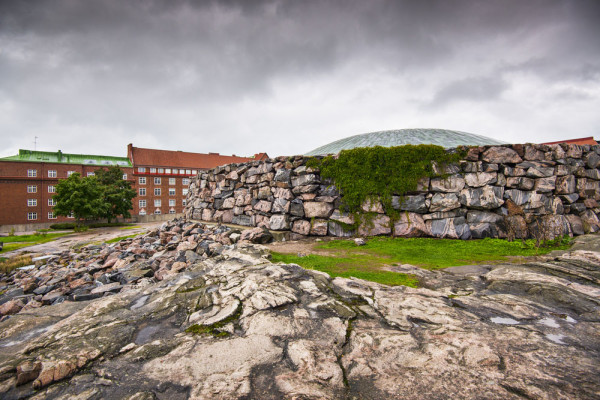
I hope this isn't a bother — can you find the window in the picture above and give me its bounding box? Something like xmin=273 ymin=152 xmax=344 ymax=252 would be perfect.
xmin=27 ymin=185 xmax=37 ymax=193
xmin=27 ymin=212 xmax=37 ymax=220
xmin=154 ymin=199 xmax=161 ymax=207
xmin=169 ymin=199 xmax=176 ymax=206
xmin=150 ymin=168 xmax=156 ymax=173
xmin=172 ymin=169 xmax=178 ymax=174
xmin=154 ymin=188 xmax=161 ymax=196
xmin=48 ymin=212 xmax=56 ymax=220
xmin=87 ymin=172 xmax=95 ymax=177
xmin=154 ymin=177 xmax=161 ymax=185
xmin=68 ymin=212 xmax=74 ymax=219
xmin=138 ymin=167 xmax=146 ymax=173
xmin=48 ymin=185 xmax=56 ymax=193
xmin=169 ymin=188 xmax=176 ymax=196
xmin=122 ymin=174 xmax=127 ymax=180
xmin=139 ymin=177 xmax=146 ymax=185
xmin=27 ymin=199 xmax=37 ymax=207
xmin=182 ymin=188 xmax=189 ymax=196
xmin=158 ymin=168 xmax=164 ymax=173
xmin=27 ymin=169 xmax=37 ymax=177
xmin=139 ymin=188 xmax=146 ymax=196
xmin=186 ymin=169 xmax=191 ymax=175
xmin=154 ymin=209 xmax=161 ymax=215
xmin=169 ymin=209 xmax=176 ymax=214
xmin=67 ymin=171 xmax=76 ymax=177
xmin=191 ymin=170 xmax=197 ymax=175
xmin=182 ymin=199 xmax=187 ymax=206
xmin=48 ymin=170 xmax=57 ymax=178
xmin=139 ymin=209 xmax=146 ymax=216
xmin=165 ymin=168 xmax=171 ymax=174
xmin=48 ymin=199 xmax=56 ymax=206
xmin=182 ymin=178 xmax=190 ymax=185
xmin=139 ymin=200 xmax=146 ymax=207
xmin=169 ymin=178 xmax=176 ymax=185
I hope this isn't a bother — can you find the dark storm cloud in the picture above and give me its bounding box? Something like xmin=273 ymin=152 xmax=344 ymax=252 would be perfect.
xmin=0 ymin=0 xmax=599 ymax=157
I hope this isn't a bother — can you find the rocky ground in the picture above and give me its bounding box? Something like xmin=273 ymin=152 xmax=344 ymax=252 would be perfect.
xmin=0 ymin=219 xmax=599 ymax=399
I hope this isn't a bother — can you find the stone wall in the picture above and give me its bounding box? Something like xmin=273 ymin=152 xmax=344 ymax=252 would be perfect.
xmin=183 ymin=143 xmax=600 ymax=240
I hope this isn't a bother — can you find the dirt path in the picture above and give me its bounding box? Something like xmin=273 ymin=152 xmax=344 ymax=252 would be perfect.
xmin=1 ymin=221 xmax=165 ymax=258
xmin=265 ymin=237 xmax=350 ymax=256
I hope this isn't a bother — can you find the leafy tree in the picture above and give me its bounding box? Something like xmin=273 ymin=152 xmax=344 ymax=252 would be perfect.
xmin=53 ymin=173 xmax=107 ymax=225
xmin=95 ymin=166 xmax=137 ymax=223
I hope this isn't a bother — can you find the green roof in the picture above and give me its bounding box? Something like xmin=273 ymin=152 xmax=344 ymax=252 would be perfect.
xmin=0 ymin=149 xmax=132 ymax=167
xmin=305 ymin=128 xmax=506 ymax=156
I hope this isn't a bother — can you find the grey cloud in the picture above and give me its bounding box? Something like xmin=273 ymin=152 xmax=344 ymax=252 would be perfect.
xmin=428 ymin=77 xmax=509 ymax=107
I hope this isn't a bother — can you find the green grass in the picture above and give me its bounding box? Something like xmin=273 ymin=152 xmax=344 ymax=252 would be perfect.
xmin=270 ymin=236 xmax=572 ymax=287
xmin=119 ymin=225 xmax=141 ymax=230
xmin=105 ymin=234 xmax=141 ymax=244
xmin=270 ymin=252 xmax=419 ymax=287
xmin=0 ymin=232 xmax=72 ymax=254
xmin=318 ymin=236 xmax=571 ymax=269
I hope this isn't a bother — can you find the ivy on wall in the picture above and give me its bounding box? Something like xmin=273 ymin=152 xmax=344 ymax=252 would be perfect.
xmin=309 ymin=145 xmax=465 ymax=222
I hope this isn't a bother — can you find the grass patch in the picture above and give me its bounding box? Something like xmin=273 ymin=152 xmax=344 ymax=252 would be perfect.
xmin=270 ymin=236 xmax=573 ymax=287
xmin=270 ymin=252 xmax=419 ymax=287
xmin=119 ymin=225 xmax=141 ymax=230
xmin=0 ymin=232 xmax=72 ymax=254
xmin=0 ymin=254 xmax=33 ymax=273
xmin=318 ymin=236 xmax=572 ymax=270
xmin=105 ymin=234 xmax=140 ymax=244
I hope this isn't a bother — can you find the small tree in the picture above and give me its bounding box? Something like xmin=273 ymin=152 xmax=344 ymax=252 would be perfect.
xmin=53 ymin=173 xmax=107 ymax=225
xmin=95 ymin=166 xmax=137 ymax=223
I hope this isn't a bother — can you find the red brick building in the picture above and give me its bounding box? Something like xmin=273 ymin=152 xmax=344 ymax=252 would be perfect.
xmin=0 ymin=145 xmax=267 ymax=230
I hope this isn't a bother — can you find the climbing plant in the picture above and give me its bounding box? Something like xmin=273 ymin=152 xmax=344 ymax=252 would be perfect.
xmin=309 ymin=145 xmax=465 ymax=224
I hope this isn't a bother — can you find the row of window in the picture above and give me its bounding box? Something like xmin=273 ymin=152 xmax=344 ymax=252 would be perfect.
xmin=139 ymin=188 xmax=189 ymax=196
xmin=138 ymin=199 xmax=186 ymax=208
xmin=27 ymin=212 xmax=67 ymax=220
xmin=27 ymin=185 xmax=56 ymax=193
xmin=138 ymin=209 xmax=178 ymax=216
xmin=137 ymin=167 xmax=196 ymax=175
xmin=138 ymin=177 xmax=190 ymax=185
xmin=26 ymin=169 xmax=127 ymax=179
xmin=26 ymin=199 xmax=56 ymax=206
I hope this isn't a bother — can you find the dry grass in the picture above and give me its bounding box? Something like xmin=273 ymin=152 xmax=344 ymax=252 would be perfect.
xmin=0 ymin=254 xmax=33 ymax=274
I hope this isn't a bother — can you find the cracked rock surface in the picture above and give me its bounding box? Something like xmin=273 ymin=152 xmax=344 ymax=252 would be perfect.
xmin=0 ymin=227 xmax=599 ymax=399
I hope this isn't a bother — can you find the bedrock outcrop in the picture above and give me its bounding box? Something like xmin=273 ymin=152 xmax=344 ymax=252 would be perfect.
xmin=1 ymin=231 xmax=599 ymax=399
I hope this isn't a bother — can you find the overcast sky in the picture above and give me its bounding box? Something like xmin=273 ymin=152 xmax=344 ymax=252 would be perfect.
xmin=1 ymin=0 xmax=599 ymax=158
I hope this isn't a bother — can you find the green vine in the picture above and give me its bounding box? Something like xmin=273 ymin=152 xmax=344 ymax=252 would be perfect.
xmin=308 ymin=145 xmax=465 ymax=227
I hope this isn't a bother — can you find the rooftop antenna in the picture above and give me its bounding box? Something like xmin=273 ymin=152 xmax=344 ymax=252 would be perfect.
xmin=34 ymin=136 xmax=38 ymax=151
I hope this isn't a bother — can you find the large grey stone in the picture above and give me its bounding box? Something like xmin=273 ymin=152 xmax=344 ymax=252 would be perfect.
xmin=358 ymin=214 xmax=391 ymax=236
xmin=459 ymin=186 xmax=504 ymax=210
xmin=291 ymin=174 xmax=318 ymax=187
xmin=392 ymin=195 xmax=429 ymax=213
xmin=481 ymin=147 xmax=523 ymax=163
xmin=464 ymin=172 xmax=497 ymax=187
xmin=269 ymin=215 xmax=290 ymax=231
xmin=303 ymin=202 xmax=334 ymax=218
xmin=393 ymin=213 xmax=430 ymax=237
xmin=429 ymin=193 xmax=461 ymax=212
xmin=426 ymin=217 xmax=471 ymax=239
xmin=429 ymin=176 xmax=465 ymax=193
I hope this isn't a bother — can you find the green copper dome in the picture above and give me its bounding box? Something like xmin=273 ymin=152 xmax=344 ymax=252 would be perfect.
xmin=305 ymin=128 xmax=505 ymax=156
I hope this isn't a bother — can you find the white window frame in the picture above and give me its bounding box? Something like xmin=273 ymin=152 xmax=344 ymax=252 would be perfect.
xmin=182 ymin=188 xmax=189 ymax=196
xmin=169 ymin=199 xmax=176 ymax=206
xmin=138 ymin=167 xmax=146 ymax=173
xmin=186 ymin=169 xmax=191 ymax=175
xmin=169 ymin=209 xmax=176 ymax=214
xmin=48 ymin=185 xmax=56 ymax=193
xmin=27 ymin=185 xmax=37 ymax=193
xmin=154 ymin=177 xmax=161 ymax=185
xmin=27 ymin=169 xmax=37 ymax=177
xmin=169 ymin=188 xmax=176 ymax=196
xmin=87 ymin=172 xmax=95 ymax=177
xmin=154 ymin=199 xmax=161 ymax=207
xmin=158 ymin=168 xmax=164 ymax=173
xmin=182 ymin=199 xmax=187 ymax=206
xmin=150 ymin=168 xmax=157 ymax=173
xmin=154 ymin=188 xmax=161 ymax=196
xmin=48 ymin=170 xmax=57 ymax=178
xmin=68 ymin=212 xmax=75 ymax=219
xmin=27 ymin=199 xmax=37 ymax=207
xmin=139 ymin=200 xmax=147 ymax=208
xmin=48 ymin=212 xmax=56 ymax=220
xmin=191 ymin=170 xmax=197 ymax=175
xmin=165 ymin=168 xmax=172 ymax=174
xmin=139 ymin=209 xmax=146 ymax=216
xmin=169 ymin=178 xmax=176 ymax=185
xmin=139 ymin=188 xmax=146 ymax=196
xmin=139 ymin=177 xmax=146 ymax=185
xmin=172 ymin=169 xmax=178 ymax=174
xmin=154 ymin=209 xmax=162 ymax=215
xmin=67 ymin=171 xmax=76 ymax=177
xmin=182 ymin=178 xmax=190 ymax=185
xmin=48 ymin=198 xmax=56 ymax=206
xmin=27 ymin=212 xmax=37 ymax=220
xmin=122 ymin=174 xmax=127 ymax=180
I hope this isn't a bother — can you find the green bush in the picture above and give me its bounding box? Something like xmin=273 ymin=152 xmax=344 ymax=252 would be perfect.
xmin=49 ymin=223 xmax=76 ymax=230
